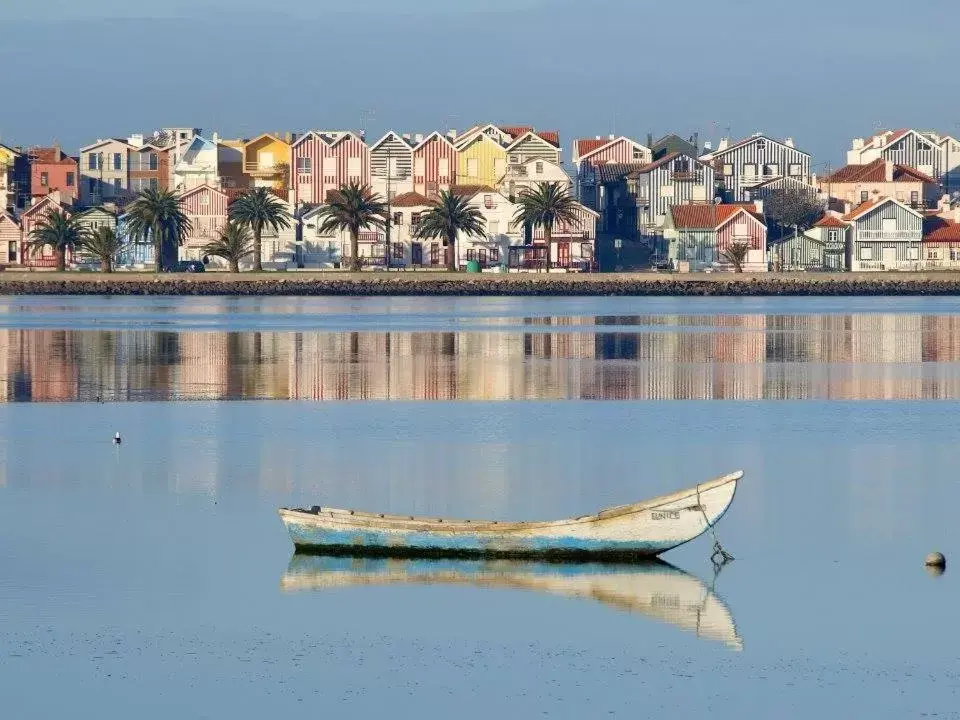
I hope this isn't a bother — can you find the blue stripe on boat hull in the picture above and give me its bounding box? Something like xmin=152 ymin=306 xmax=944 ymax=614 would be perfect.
xmin=285 ymin=523 xmax=674 ymax=560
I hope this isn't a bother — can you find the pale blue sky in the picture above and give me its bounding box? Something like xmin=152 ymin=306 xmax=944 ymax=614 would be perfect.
xmin=2 ymin=0 xmax=955 ymax=166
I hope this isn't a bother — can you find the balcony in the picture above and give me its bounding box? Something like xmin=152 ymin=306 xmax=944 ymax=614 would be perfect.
xmin=740 ymin=173 xmax=780 ymax=186
xmin=857 ymin=230 xmax=921 ymax=241
xmin=244 ymin=161 xmax=282 ymax=176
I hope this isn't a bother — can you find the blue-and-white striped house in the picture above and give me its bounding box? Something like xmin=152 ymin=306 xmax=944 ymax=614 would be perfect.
xmin=625 ymin=152 xmax=715 ymax=232
xmin=843 ymin=197 xmax=924 ymax=272
xmin=115 ymin=213 xmax=155 ymax=268
xmin=847 ymin=129 xmax=944 ymax=181
xmin=702 ymin=134 xmax=812 ymax=203
xmin=773 ymin=214 xmax=848 ymax=271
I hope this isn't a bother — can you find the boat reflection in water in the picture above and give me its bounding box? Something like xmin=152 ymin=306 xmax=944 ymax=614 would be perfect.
xmin=280 ymin=554 xmax=742 ymax=651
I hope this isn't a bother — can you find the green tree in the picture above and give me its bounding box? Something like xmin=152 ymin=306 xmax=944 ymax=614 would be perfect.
xmin=722 ymin=242 xmax=750 ymax=273
xmin=228 ymin=187 xmax=292 ymax=273
xmin=314 ymin=182 xmax=387 ymax=272
xmin=415 ymin=190 xmax=486 ymax=271
xmin=124 ymin=188 xmax=192 ymax=272
xmin=27 ymin=210 xmax=81 ymax=272
xmin=202 ymin=222 xmax=253 ymax=273
xmin=512 ymin=182 xmax=580 ymax=272
xmin=80 ymin=225 xmax=123 ymax=273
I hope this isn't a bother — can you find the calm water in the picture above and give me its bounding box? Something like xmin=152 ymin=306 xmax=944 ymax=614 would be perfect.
xmin=1 ymin=296 xmax=958 ymax=718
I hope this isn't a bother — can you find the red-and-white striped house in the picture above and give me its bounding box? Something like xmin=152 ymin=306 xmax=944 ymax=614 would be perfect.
xmin=413 ymin=132 xmax=458 ymax=198
xmin=19 ymin=193 xmax=74 ymax=267
xmin=291 ymin=131 xmax=370 ymax=207
xmin=664 ymin=204 xmax=768 ymax=272
xmin=573 ymin=136 xmax=653 ymax=210
xmin=0 ymin=210 xmax=21 ymax=265
xmin=179 ymin=184 xmax=229 ymax=260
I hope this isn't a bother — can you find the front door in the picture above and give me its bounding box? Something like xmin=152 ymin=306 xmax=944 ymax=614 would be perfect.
xmin=882 ymin=246 xmax=897 ymax=267
xmin=557 ymin=241 xmax=570 ymax=268
xmin=411 ymin=242 xmax=423 ymax=265
xmin=430 ymin=242 xmax=440 ymax=266
xmin=478 ymin=247 xmax=488 ymax=266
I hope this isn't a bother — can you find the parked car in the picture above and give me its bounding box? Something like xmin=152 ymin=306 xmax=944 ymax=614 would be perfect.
xmin=167 ymin=260 xmax=205 ymax=273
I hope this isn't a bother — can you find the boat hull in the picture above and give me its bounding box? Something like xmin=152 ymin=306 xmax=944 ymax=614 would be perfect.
xmin=279 ymin=471 xmax=740 ymax=561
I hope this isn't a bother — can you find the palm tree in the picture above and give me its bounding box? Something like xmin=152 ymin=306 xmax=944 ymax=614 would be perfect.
xmin=228 ymin=187 xmax=292 ymax=273
xmin=80 ymin=225 xmax=123 ymax=273
xmin=415 ymin=190 xmax=486 ymax=271
xmin=124 ymin=188 xmax=192 ymax=272
xmin=722 ymin=242 xmax=750 ymax=273
xmin=513 ymin=182 xmax=580 ymax=273
xmin=314 ymin=182 xmax=387 ymax=272
xmin=202 ymin=222 xmax=253 ymax=273
xmin=27 ymin=210 xmax=81 ymax=272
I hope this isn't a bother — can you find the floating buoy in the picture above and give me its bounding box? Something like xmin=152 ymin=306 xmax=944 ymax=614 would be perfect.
xmin=924 ymin=552 xmax=946 ymax=569
xmin=113 ymin=432 xmax=122 ymax=445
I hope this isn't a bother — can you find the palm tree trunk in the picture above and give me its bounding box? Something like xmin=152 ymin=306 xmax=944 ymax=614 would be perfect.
xmin=446 ymin=230 xmax=457 ymax=272
xmin=253 ymin=223 xmax=263 ymax=273
xmin=229 ymin=259 xmax=239 ymax=273
xmin=102 ymin=255 xmax=113 ymax=273
xmin=350 ymin=229 xmax=360 ymax=272
xmin=543 ymin=226 xmax=552 ymax=273
xmin=56 ymin=248 xmax=66 ymax=273
xmin=153 ymin=222 xmax=162 ymax=273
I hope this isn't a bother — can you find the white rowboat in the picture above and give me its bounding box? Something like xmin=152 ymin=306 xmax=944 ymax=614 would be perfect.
xmin=279 ymin=471 xmax=741 ymax=560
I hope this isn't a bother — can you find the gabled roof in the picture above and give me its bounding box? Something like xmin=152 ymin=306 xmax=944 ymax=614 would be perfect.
xmin=73 ymin=205 xmax=118 ymax=220
xmin=863 ymin=128 xmax=911 ymax=150
xmin=626 ymin=151 xmax=705 ymax=176
xmin=575 ymin=135 xmax=649 ymax=164
xmin=505 ymin=129 xmax=560 ymax=151
xmin=670 ymin=204 xmax=763 ymax=230
xmin=450 ymin=184 xmax=499 ymax=198
xmin=323 ymin=131 xmax=366 ymax=149
xmin=178 ymin=183 xmax=228 ymax=203
xmin=243 ymin=132 xmax=291 ymax=149
xmin=814 ymin=214 xmax=849 ymax=228
xmin=369 ymin=131 xmax=415 ymax=152
xmin=924 ymin=217 xmax=960 ymax=242
xmin=826 ymin=159 xmax=938 ymax=184
xmin=413 ymin=131 xmax=457 ymax=152
xmin=842 ymin=196 xmax=924 ymax=222
xmin=595 ymin=162 xmax=648 ymax=184
xmin=574 ymin=138 xmax=613 ymax=158
xmin=390 ymin=191 xmax=432 ymax=207
xmin=28 ymin=147 xmax=76 ymax=165
xmin=457 ymin=131 xmax=508 ymax=151
xmin=711 ymin=134 xmax=809 ymax=158
xmin=0 ymin=209 xmax=20 ymax=227
xmin=290 ymin=130 xmax=330 ymax=149
xmin=79 ymin=138 xmax=136 ymax=153
xmin=21 ymin=195 xmax=72 ymax=218
xmin=0 ymin=143 xmax=22 ymax=158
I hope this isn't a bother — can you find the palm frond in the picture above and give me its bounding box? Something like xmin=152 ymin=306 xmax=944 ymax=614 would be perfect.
xmin=202 ymin=223 xmax=253 ymax=262
xmin=414 ymin=191 xmax=486 ymax=242
xmin=228 ymin=187 xmax=292 ymax=233
xmin=27 ymin=210 xmax=82 ymax=253
xmin=80 ymin=225 xmax=123 ymax=257
xmin=512 ymin=181 xmax=580 ymax=230
xmin=314 ymin=182 xmax=387 ymax=236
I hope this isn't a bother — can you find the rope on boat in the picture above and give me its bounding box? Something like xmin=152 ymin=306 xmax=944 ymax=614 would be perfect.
xmin=695 ymin=483 xmax=735 ymax=572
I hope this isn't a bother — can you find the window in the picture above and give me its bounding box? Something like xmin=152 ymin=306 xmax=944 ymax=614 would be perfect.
xmin=112 ymin=177 xmax=121 ymax=195
xmin=199 ymin=194 xmax=210 ymax=206
xmin=632 ymin=148 xmax=644 ymax=160
xmin=788 ymin=163 xmax=802 ymax=176
xmin=509 ymin=154 xmax=520 ymax=164
xmin=756 ymin=139 xmax=766 ymax=150
xmin=8 ymin=241 xmax=16 ymax=262
xmin=489 ymin=248 xmax=499 ymax=262
xmin=88 ymin=154 xmax=99 ymax=170
xmin=179 ymin=132 xmax=188 ymax=139
xmin=910 ymin=191 xmax=919 ymax=207
xmin=860 ymin=191 xmax=869 ymax=203
xmin=489 ymin=220 xmax=500 ymax=235
xmin=535 ymin=162 xmax=544 ymax=174
xmin=149 ymin=178 xmax=158 ymax=191
xmin=828 ymin=230 xmax=839 ymax=243
xmin=393 ymin=212 xmax=402 ymax=226
xmin=466 ymin=248 xmax=477 ymax=261
xmin=414 ymin=157 xmax=425 ymax=176
xmin=66 ymin=172 xmax=74 ymax=186
xmin=438 ymin=157 xmax=449 ymax=176
xmin=673 ymin=158 xmax=690 ymax=173
xmin=908 ymin=246 xmax=919 ymax=261
xmin=722 ymin=164 xmax=733 ymax=176
xmin=467 ymin=158 xmax=479 ymax=176
xmin=660 ymin=185 xmax=675 ymax=198
xmin=882 ymin=217 xmax=897 ymax=232
xmin=113 ymin=153 xmax=122 ymax=170
xmin=764 ymin=164 xmax=778 ymax=176
xmin=493 ymin=158 xmax=506 ymax=177
xmin=952 ymin=249 xmax=957 ymax=261
xmin=859 ymin=246 xmax=873 ymax=260
xmin=411 ymin=212 xmax=421 ymax=227
xmin=392 ymin=242 xmax=403 ymax=259
xmin=40 ymin=172 xmax=49 ymax=187
xmin=149 ymin=153 xmax=158 ymax=171
xmin=347 ymin=157 xmax=361 ymax=176
xmin=928 ymin=248 xmax=938 ymax=260
xmin=296 ymin=157 xmax=312 ymax=174
xmin=88 ymin=178 xmax=96 ymax=193
xmin=743 ymin=163 xmax=757 ymax=178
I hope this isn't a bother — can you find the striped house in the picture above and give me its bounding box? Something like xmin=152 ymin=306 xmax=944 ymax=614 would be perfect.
xmin=664 ymin=204 xmax=768 ymax=272
xmin=19 ymin=193 xmax=74 ymax=267
xmin=702 ymin=134 xmax=811 ymax=202
xmin=504 ymin=129 xmax=562 ymax=166
xmin=843 ymin=196 xmax=924 ymax=272
xmin=369 ymin=131 xmax=414 ymax=201
xmin=572 ymin=135 xmax=652 ymax=210
xmin=773 ymin=214 xmax=849 ymax=271
xmin=847 ymin=129 xmax=944 ymax=181
xmin=529 ymin=201 xmax=598 ymax=271
xmin=179 ymin=184 xmax=229 ymax=265
xmin=291 ymin=131 xmax=369 ymax=207
xmin=0 ymin=210 xmax=20 ymax=264
xmin=625 ymin=152 xmax=715 ymax=231
xmin=413 ymin=132 xmax=458 ymax=198
xmin=72 ymin=206 xmax=118 ymax=264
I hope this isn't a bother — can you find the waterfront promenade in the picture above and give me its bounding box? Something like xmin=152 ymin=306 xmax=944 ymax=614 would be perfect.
xmin=3 ymin=270 xmax=960 ymax=296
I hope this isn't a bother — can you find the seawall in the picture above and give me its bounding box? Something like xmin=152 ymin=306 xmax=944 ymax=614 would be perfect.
xmin=4 ymin=272 xmax=960 ymax=296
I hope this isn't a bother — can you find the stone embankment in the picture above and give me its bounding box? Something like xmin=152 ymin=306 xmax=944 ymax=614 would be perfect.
xmin=3 ymin=272 xmax=960 ymax=296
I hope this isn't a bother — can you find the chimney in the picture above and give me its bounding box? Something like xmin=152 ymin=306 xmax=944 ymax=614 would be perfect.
xmin=717 ymin=138 xmax=729 ymax=152
xmin=608 ymin=134 xmax=616 ymax=140
xmin=595 ymin=135 xmax=602 ymax=140
xmin=402 ymin=133 xmax=412 ymax=141
xmin=285 ymin=132 xmax=292 ymax=143
xmin=128 ymin=133 xmax=144 ymax=147
xmin=647 ymin=132 xmax=653 ymax=148
xmin=212 ymin=131 xmax=220 ymax=144
xmin=784 ymin=137 xmax=794 ymax=148
xmin=703 ymin=141 xmax=713 ymax=151
xmin=885 ymin=160 xmax=894 ymax=182
xmin=414 ymin=133 xmax=424 ymax=144
xmin=753 ymin=199 xmax=764 ymax=214
xmin=447 ymin=129 xmax=457 ymax=140
xmin=852 ymin=138 xmax=864 ymax=150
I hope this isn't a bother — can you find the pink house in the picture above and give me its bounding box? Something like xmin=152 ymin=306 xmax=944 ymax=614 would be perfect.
xmin=291 ymin=131 xmax=369 ymax=207
xmin=179 ymin=184 xmax=229 ymax=261
xmin=20 ymin=192 xmax=74 ymax=267
xmin=665 ymin=204 xmax=768 ymax=272
xmin=413 ymin=132 xmax=458 ymax=198
xmin=0 ymin=210 xmax=20 ymax=264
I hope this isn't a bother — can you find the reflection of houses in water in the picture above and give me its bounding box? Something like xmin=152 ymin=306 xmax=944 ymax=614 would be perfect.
xmin=6 ymin=313 xmax=960 ymax=401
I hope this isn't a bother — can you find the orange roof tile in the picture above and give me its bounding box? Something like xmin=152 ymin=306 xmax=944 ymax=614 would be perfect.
xmin=450 ymin=185 xmax=498 ymax=198
xmin=390 ymin=191 xmax=432 ymax=207
xmin=826 ymin=158 xmax=938 ymax=184
xmin=537 ymin=130 xmax=560 ymax=147
xmin=671 ymin=204 xmax=757 ymax=229
xmin=924 ymin=217 xmax=960 ymax=242
xmin=29 ymin=147 xmax=75 ymax=165
xmin=575 ymin=138 xmax=612 ymax=157
xmin=499 ymin=126 xmax=532 ymax=139
xmin=842 ymin=197 xmax=886 ymax=221
xmin=814 ymin=214 xmax=849 ymax=228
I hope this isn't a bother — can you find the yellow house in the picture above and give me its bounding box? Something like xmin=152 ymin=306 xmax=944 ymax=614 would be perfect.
xmin=242 ymin=133 xmax=293 ymax=192
xmin=0 ymin=143 xmax=23 ymax=211
xmin=456 ymin=133 xmax=508 ymax=188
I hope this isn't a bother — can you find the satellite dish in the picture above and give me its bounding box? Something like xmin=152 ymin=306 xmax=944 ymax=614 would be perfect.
xmin=714 ymin=196 xmax=723 ymax=204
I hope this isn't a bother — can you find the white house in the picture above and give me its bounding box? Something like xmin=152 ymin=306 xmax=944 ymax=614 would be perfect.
xmin=172 ymin=136 xmax=220 ymax=191
xmin=498 ymin=157 xmax=571 ymax=199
